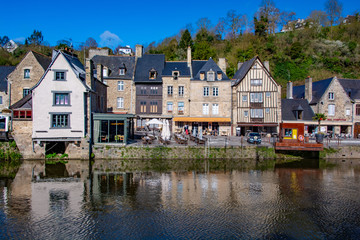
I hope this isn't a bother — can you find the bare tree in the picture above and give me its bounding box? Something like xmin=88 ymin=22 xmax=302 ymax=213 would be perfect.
xmin=325 ymin=0 xmax=343 ymax=37
xmin=214 ymin=18 xmax=226 ymax=39
xmin=309 ymin=10 xmax=329 ymax=27
xmin=257 ymin=0 xmax=281 ymax=34
xmin=196 ymin=17 xmax=212 ymax=31
xmin=226 ymin=10 xmax=243 ymax=39
xmin=84 ymin=37 xmax=98 ymax=48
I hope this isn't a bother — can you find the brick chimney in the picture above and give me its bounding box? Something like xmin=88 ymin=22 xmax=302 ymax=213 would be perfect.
xmin=287 ymin=81 xmax=293 ymax=99
xmin=264 ymin=61 xmax=270 ymax=72
xmin=97 ymin=64 xmax=103 ymax=82
xmin=218 ymin=58 xmax=227 ymax=74
xmin=85 ymin=58 xmax=93 ymax=89
xmin=237 ymin=62 xmax=243 ymax=70
xmin=135 ymin=44 xmax=143 ymax=58
xmin=305 ymin=76 xmax=312 ymax=102
xmin=187 ymin=46 xmax=192 ymax=67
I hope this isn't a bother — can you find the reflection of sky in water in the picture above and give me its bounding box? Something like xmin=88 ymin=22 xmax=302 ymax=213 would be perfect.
xmin=1 ymin=162 xmax=360 ymax=239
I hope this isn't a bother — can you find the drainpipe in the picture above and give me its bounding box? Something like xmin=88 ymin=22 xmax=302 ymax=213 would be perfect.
xmin=88 ymin=91 xmax=93 ymax=175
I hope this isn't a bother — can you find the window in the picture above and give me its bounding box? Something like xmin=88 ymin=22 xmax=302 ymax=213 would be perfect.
xmin=149 ymin=70 xmax=157 ymax=79
xmin=200 ymin=72 xmax=205 ymax=80
xmin=150 ymin=101 xmax=158 ymax=113
xmin=117 ymin=97 xmax=124 ymax=108
xmin=212 ymin=103 xmax=219 ymax=115
xmin=212 ymin=87 xmax=219 ymax=96
xmin=357 ymin=104 xmax=360 ymax=115
xmin=250 ymin=79 xmax=262 ymax=86
xmin=23 ymin=89 xmax=31 ymax=97
xmin=217 ymin=72 xmax=222 ymax=80
xmin=328 ymin=104 xmax=335 ymax=116
xmin=203 ymin=87 xmax=209 ymax=97
xmin=251 ymin=109 xmax=263 ymax=118
xmin=103 ymin=68 xmax=108 ymax=77
xmin=346 ymin=108 xmax=351 ymax=116
xmin=51 ymin=114 xmax=69 ymax=128
xmin=24 ymin=69 xmax=30 ymax=79
xmin=203 ymin=103 xmax=209 ymax=115
xmin=55 ymin=71 xmax=65 ymax=80
xmin=250 ymin=93 xmax=263 ymax=103
xmin=140 ymin=87 xmax=147 ymax=95
xmin=207 ymin=71 xmax=215 ymax=81
xmin=168 ymin=86 xmax=173 ymax=96
xmin=0 ymin=96 xmax=2 ymax=104
xmin=140 ymin=101 xmax=146 ymax=113
xmin=119 ymin=68 xmax=125 ymax=75
xmin=329 ymin=92 xmax=334 ymax=100
xmin=266 ymin=92 xmax=271 ymax=98
xmin=178 ymin=102 xmax=184 ymax=113
xmin=244 ymin=110 xmax=248 ymax=117
xmin=179 ymin=86 xmax=184 ymax=96
xmin=167 ymin=102 xmax=173 ymax=112
xmin=173 ymin=71 xmax=179 ymax=80
xmin=242 ymin=95 xmax=247 ymax=102
xmin=13 ymin=110 xmax=32 ymax=119
xmin=118 ymin=81 xmax=124 ymax=91
xmin=54 ymin=93 xmax=70 ymax=106
xmin=265 ymin=108 xmax=270 ymax=113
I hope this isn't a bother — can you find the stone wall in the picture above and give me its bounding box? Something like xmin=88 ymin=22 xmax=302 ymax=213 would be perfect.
xmin=106 ymin=79 xmax=134 ymax=113
xmin=89 ymin=49 xmax=109 ymax=59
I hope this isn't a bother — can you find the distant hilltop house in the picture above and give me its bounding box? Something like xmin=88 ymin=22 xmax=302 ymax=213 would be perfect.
xmin=117 ymin=46 xmax=133 ymax=55
xmin=342 ymin=15 xmax=360 ymax=24
xmin=3 ymin=40 xmax=18 ymax=53
xmin=281 ymin=19 xmax=311 ymax=33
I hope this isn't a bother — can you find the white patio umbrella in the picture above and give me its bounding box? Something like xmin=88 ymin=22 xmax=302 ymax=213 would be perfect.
xmin=198 ymin=128 xmax=203 ymax=140
xmin=161 ymin=119 xmax=167 ymax=140
xmin=165 ymin=120 xmax=171 ymax=140
xmin=146 ymin=118 xmax=163 ymax=136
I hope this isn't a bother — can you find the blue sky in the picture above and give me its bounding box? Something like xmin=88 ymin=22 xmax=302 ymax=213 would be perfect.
xmin=0 ymin=0 xmax=358 ymax=50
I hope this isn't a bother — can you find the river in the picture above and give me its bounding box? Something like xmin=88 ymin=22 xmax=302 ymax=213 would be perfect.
xmin=0 ymin=159 xmax=360 ymax=239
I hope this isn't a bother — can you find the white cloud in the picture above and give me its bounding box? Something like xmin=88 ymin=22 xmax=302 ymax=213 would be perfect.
xmin=13 ymin=37 xmax=25 ymax=44
xmin=99 ymin=31 xmax=122 ymax=49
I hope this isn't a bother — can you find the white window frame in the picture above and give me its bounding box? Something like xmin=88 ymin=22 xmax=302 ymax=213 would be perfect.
xmin=212 ymin=87 xmax=219 ymax=96
xmin=117 ymin=97 xmax=124 ymax=108
xmin=266 ymin=92 xmax=271 ymax=98
xmin=242 ymin=95 xmax=247 ymax=102
xmin=24 ymin=69 xmax=30 ymax=79
xmin=250 ymin=79 xmax=262 ymax=86
xmin=250 ymin=93 xmax=263 ymax=103
xmin=203 ymin=103 xmax=209 ymax=115
xmin=212 ymin=103 xmax=219 ymax=115
xmin=346 ymin=108 xmax=351 ymax=116
xmin=117 ymin=81 xmax=124 ymax=91
xmin=119 ymin=68 xmax=125 ymax=75
xmin=207 ymin=71 xmax=215 ymax=81
xmin=167 ymin=86 xmax=173 ymax=96
xmin=178 ymin=86 xmax=184 ymax=96
xmin=244 ymin=110 xmax=248 ymax=117
xmin=329 ymin=92 xmax=334 ymax=100
xmin=328 ymin=104 xmax=335 ymax=116
xmin=251 ymin=109 xmax=264 ymax=118
xmin=167 ymin=102 xmax=173 ymax=112
xmin=203 ymin=87 xmax=209 ymax=97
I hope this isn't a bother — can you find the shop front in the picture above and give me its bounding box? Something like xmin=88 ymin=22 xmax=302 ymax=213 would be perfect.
xmin=173 ymin=117 xmax=231 ymax=136
xmin=93 ymin=113 xmax=135 ymax=144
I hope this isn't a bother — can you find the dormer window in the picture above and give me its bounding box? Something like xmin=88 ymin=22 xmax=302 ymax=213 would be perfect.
xmin=294 ymin=110 xmax=303 ymax=120
xmin=173 ymin=71 xmax=179 ymax=80
xmin=149 ymin=69 xmax=157 ymax=79
xmin=207 ymin=69 xmax=215 ymax=81
xmin=253 ymin=64 xmax=258 ymax=69
xmin=200 ymin=72 xmax=205 ymax=80
xmin=217 ymin=72 xmax=222 ymax=80
xmin=103 ymin=67 xmax=108 ymax=77
xmin=119 ymin=68 xmax=125 ymax=75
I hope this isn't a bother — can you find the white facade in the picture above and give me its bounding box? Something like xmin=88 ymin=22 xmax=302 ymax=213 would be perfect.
xmin=32 ymin=53 xmax=88 ymax=140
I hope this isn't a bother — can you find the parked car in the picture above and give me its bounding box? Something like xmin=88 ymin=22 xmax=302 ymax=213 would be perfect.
xmin=247 ymin=132 xmax=261 ymax=144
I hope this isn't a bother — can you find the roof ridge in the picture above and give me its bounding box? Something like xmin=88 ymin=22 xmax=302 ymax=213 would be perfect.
xmin=30 ymin=50 xmax=51 ymax=59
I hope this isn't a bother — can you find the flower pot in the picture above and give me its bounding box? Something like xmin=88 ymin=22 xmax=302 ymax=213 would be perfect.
xmin=315 ymin=133 xmax=324 ymax=143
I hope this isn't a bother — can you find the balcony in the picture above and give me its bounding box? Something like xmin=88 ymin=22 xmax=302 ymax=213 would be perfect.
xmin=250 ymin=102 xmax=263 ymax=108
xmin=251 ymin=118 xmax=264 ymax=123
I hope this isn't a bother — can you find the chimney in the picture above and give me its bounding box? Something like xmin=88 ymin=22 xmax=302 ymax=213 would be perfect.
xmin=218 ymin=58 xmax=227 ymax=74
xmin=85 ymin=58 xmax=93 ymax=89
xmin=287 ymin=81 xmax=293 ymax=99
xmin=135 ymin=44 xmax=143 ymax=58
xmin=187 ymin=46 xmax=192 ymax=67
xmin=305 ymin=76 xmax=312 ymax=102
xmin=97 ymin=64 xmax=103 ymax=82
xmin=237 ymin=62 xmax=243 ymax=70
xmin=264 ymin=61 xmax=270 ymax=72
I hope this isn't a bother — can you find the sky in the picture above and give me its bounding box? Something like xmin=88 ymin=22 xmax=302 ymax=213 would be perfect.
xmin=0 ymin=0 xmax=358 ymax=50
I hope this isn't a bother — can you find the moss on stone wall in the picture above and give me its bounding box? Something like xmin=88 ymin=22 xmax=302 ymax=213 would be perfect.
xmin=0 ymin=141 xmax=23 ymax=178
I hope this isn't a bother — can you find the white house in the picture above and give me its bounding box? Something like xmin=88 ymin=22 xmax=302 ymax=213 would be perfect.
xmin=31 ymin=51 xmax=107 ymax=156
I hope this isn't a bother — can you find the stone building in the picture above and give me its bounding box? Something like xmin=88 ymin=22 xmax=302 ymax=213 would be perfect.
xmin=232 ymin=56 xmax=281 ymax=136
xmin=7 ymin=51 xmax=51 ymax=106
xmin=293 ymin=76 xmax=354 ymax=136
xmin=0 ymin=66 xmax=15 ymax=109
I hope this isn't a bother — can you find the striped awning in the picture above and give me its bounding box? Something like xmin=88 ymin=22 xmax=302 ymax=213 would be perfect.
xmin=173 ymin=117 xmax=231 ymax=123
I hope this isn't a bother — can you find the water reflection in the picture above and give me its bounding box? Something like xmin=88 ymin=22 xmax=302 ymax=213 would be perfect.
xmin=0 ymin=159 xmax=360 ymax=239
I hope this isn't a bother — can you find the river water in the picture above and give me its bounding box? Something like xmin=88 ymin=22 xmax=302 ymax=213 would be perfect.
xmin=1 ymin=159 xmax=360 ymax=239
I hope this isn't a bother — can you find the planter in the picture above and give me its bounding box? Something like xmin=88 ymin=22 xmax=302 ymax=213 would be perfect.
xmin=315 ymin=133 xmax=324 ymax=143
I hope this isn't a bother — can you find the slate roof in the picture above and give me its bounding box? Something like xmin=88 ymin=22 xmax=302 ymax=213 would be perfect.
xmin=62 ymin=52 xmax=86 ymax=81
xmin=293 ymin=78 xmax=333 ymax=104
xmin=192 ymin=58 xmax=230 ymax=81
xmin=134 ymin=54 xmax=165 ymax=83
xmin=92 ymin=55 xmax=135 ymax=80
xmin=0 ymin=66 xmax=15 ymax=92
xmin=191 ymin=60 xmax=207 ymax=78
xmin=162 ymin=62 xmax=190 ymax=77
xmin=32 ymin=51 xmax=51 ymax=71
xmin=338 ymin=78 xmax=360 ymax=100
xmin=10 ymin=93 xmax=32 ymax=110
xmin=232 ymin=56 xmax=257 ymax=86
xmin=281 ymin=99 xmax=315 ymax=121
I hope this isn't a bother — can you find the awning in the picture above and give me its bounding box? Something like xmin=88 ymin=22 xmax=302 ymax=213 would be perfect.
xmin=236 ymin=123 xmax=278 ymax=127
xmin=173 ymin=117 xmax=231 ymax=123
